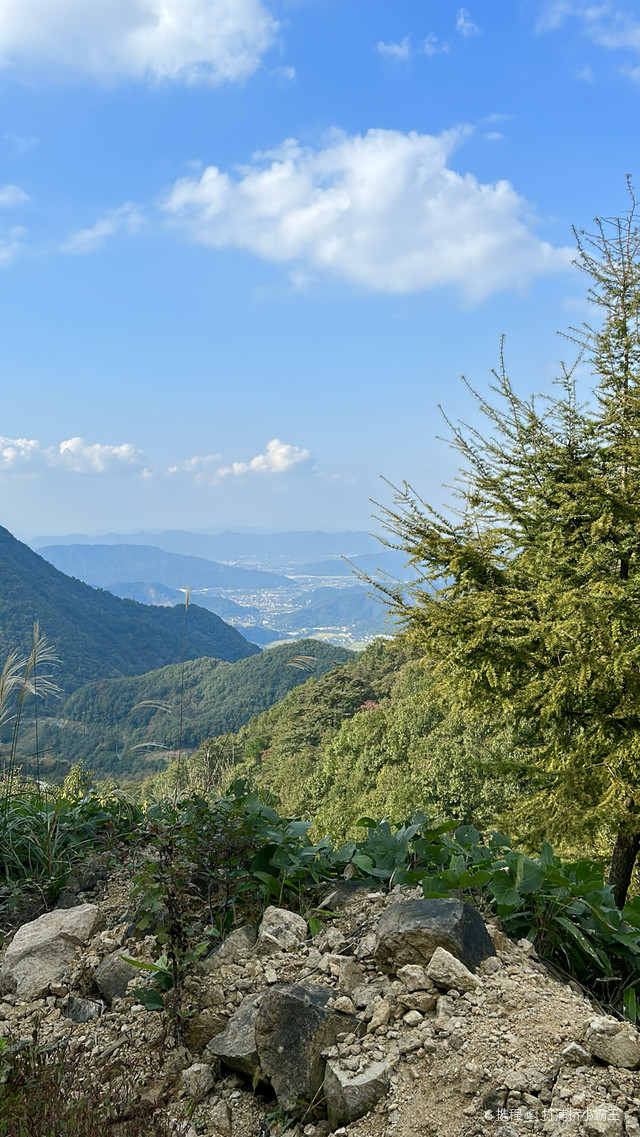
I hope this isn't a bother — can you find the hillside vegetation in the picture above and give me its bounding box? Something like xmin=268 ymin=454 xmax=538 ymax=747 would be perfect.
xmin=18 ymin=640 xmax=352 ymax=781
xmin=0 ymin=526 xmax=258 ymax=697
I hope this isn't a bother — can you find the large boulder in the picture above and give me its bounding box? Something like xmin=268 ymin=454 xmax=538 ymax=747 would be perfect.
xmin=324 ymin=1048 xmax=398 ymax=1128
xmin=206 ymin=993 xmax=263 ymax=1082
xmin=374 ymin=898 xmax=495 ymax=974
xmin=0 ymin=904 xmax=103 ymax=999
xmin=582 ymin=1016 xmax=640 ymax=1069
xmin=254 ymin=982 xmax=361 ymax=1115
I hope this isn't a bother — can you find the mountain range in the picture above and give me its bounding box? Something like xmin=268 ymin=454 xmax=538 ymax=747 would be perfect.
xmin=0 ymin=526 xmax=259 ymax=697
xmin=38 ymin=544 xmax=290 ymax=591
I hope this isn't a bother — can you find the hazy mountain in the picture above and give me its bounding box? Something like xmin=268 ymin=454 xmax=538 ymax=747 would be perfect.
xmin=273 ymin=586 xmax=390 ymax=636
xmin=294 ymin=550 xmax=412 ymax=580
xmin=0 ymin=526 xmax=259 ymax=696
xmin=32 ymin=529 xmax=380 ymax=563
xmin=38 ymin=544 xmax=291 ymax=591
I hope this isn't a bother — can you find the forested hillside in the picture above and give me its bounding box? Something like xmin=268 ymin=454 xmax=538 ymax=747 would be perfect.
xmin=0 ymin=526 xmax=259 ymax=696
xmin=20 ymin=639 xmax=352 ymax=781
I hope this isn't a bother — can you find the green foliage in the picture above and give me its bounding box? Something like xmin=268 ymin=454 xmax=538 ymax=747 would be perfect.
xmin=38 ymin=640 xmax=352 ymax=781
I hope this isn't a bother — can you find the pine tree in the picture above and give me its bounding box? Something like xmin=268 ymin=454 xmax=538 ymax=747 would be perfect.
xmin=376 ymin=186 xmax=640 ymax=906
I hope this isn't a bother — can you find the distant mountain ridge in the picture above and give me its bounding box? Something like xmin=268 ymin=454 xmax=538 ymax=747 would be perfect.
xmin=38 ymin=544 xmax=290 ymax=590
xmin=0 ymin=526 xmax=259 ymax=696
xmin=31 ymin=529 xmax=380 ymax=563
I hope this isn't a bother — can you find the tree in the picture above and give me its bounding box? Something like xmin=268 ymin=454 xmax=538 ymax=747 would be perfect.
xmin=376 ymin=186 xmax=640 ymax=907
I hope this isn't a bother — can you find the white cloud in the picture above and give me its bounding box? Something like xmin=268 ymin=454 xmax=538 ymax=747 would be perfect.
xmin=217 ymin=439 xmax=312 ymax=479
xmin=161 ymin=127 xmax=572 ymax=302
xmin=0 ymin=184 xmax=29 ymax=206
xmin=376 ymin=36 xmax=411 ymax=61
xmin=61 ymin=203 xmax=143 ymax=254
xmin=456 ymin=8 xmax=481 ymax=37
xmin=165 ymin=453 xmax=222 ymax=483
xmin=0 ymin=0 xmax=278 ymax=84
xmin=423 ymin=33 xmax=449 ymax=56
xmin=0 ymin=435 xmax=144 ymax=473
xmin=539 ymin=3 xmax=640 ymax=56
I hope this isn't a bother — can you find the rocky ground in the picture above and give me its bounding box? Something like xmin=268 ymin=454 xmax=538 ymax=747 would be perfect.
xmin=1 ymin=857 xmax=639 ymax=1137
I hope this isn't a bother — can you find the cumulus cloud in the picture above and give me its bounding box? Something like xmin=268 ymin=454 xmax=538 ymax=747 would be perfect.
xmin=377 ymin=37 xmax=411 ymax=61
xmin=61 ymin=203 xmax=144 ymax=254
xmin=423 ymin=34 xmax=449 ymax=56
xmin=165 ymin=453 xmax=222 ymax=483
xmin=217 ymin=439 xmax=312 ymax=479
xmin=0 ymin=435 xmax=144 ymax=473
xmin=161 ymin=127 xmax=572 ymax=302
xmin=0 ymin=0 xmax=278 ymax=84
xmin=456 ymin=8 xmax=481 ymax=37
xmin=0 ymin=184 xmax=30 ymax=206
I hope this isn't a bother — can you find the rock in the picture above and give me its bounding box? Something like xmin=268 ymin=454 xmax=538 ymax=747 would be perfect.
xmin=427 ymin=946 xmax=481 ymax=993
xmin=560 ymin=1042 xmax=593 ymax=1066
xmin=254 ymin=982 xmax=361 ymax=1115
xmin=333 ymin=996 xmax=356 ymax=1015
xmin=583 ymin=1016 xmax=640 ymax=1069
xmin=178 ymin=1062 xmax=215 ymax=1104
xmin=210 ymin=1099 xmax=232 ymax=1136
xmin=366 ymin=997 xmax=392 ymax=1034
xmin=338 ymin=959 xmax=365 ymax=995
xmin=397 ymin=964 xmax=431 ymax=992
xmin=94 ymin=950 xmax=145 ymax=1004
xmin=185 ymin=1007 xmax=230 ymax=1052
xmin=324 ymin=1048 xmax=398 ymax=1127
xmin=256 ymin=907 xmax=308 ymax=955
xmin=206 ymin=993 xmax=262 ymax=1081
xmin=584 ymin=1105 xmax=624 ymax=1137
xmin=0 ymin=904 xmax=103 ymax=999
xmin=354 ymin=932 xmax=377 ymax=960
xmin=625 ymin=1115 xmax=640 ymax=1136
xmin=202 ymin=926 xmax=257 ymax=971
xmin=486 ymin=925 xmax=511 ymax=952
xmin=65 ymin=994 xmax=104 ymax=1023
xmin=318 ymin=881 xmax=383 ymax=912
xmin=374 ymin=899 xmax=496 ymax=974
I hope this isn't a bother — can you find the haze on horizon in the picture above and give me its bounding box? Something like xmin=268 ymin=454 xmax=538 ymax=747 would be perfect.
xmin=0 ymin=0 xmax=637 ymax=540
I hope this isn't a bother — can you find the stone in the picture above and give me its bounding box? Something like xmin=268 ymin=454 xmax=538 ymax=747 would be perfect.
xmin=0 ymin=904 xmax=103 ymax=999
xmin=210 ymin=1099 xmax=232 ymax=1137
xmin=94 ymin=950 xmax=145 ymax=1004
xmin=256 ymin=906 xmax=308 ymax=955
xmin=178 ymin=1062 xmax=215 ymax=1104
xmin=366 ymin=997 xmax=391 ymax=1034
xmin=318 ymin=881 xmax=383 ymax=912
xmin=202 ymin=926 xmax=257 ymax=971
xmin=374 ymin=898 xmax=496 ymax=974
xmin=584 ymin=1105 xmax=624 ymax=1137
xmin=560 ymin=1042 xmax=593 ymax=1066
xmin=324 ymin=1048 xmax=398 ymax=1127
xmin=427 ymin=946 xmax=481 ymax=993
xmin=583 ymin=1017 xmax=640 ymax=1069
xmin=65 ymin=994 xmax=104 ymax=1023
xmin=625 ymin=1115 xmax=640 ymax=1136
xmin=397 ymin=964 xmax=431 ymax=992
xmin=338 ymin=958 xmax=365 ymax=995
xmin=206 ymin=993 xmax=262 ymax=1081
xmin=254 ymin=982 xmax=361 ymax=1115
xmin=334 ymin=996 xmax=356 ymax=1015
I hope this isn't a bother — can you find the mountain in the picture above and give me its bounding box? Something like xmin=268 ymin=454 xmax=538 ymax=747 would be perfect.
xmin=0 ymin=526 xmax=259 ymax=696
xmin=31 ymin=529 xmax=379 ymax=563
xmin=24 ymin=639 xmax=352 ymax=779
xmin=295 ymin=550 xmax=412 ymax=579
xmin=38 ymin=544 xmax=291 ymax=591
xmin=273 ymin=586 xmax=390 ymax=637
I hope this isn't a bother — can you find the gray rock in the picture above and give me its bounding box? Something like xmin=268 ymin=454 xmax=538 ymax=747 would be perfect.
xmin=65 ymin=995 xmax=104 ymax=1023
xmin=427 ymin=946 xmax=480 ymax=993
xmin=324 ymin=1048 xmax=398 ymax=1127
xmin=374 ymin=898 xmax=496 ymax=973
xmin=318 ymin=881 xmax=383 ymax=912
xmin=178 ymin=1062 xmax=215 ymax=1104
xmin=210 ymin=1099 xmax=232 ymax=1136
xmin=202 ymin=925 xmax=257 ymax=971
xmin=206 ymin=993 xmax=262 ymax=1081
xmin=257 ymin=906 xmax=308 ymax=955
xmin=255 ymin=982 xmax=361 ymax=1115
xmin=396 ymin=964 xmax=431 ymax=992
xmin=583 ymin=1016 xmax=640 ymax=1069
xmin=584 ymin=1105 xmax=624 ymax=1137
xmin=0 ymin=903 xmax=103 ymax=999
xmin=94 ymin=950 xmax=145 ymax=1004
xmin=560 ymin=1042 xmax=593 ymax=1066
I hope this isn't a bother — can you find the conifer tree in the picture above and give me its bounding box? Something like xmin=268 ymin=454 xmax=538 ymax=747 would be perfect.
xmin=377 ymin=186 xmax=640 ymax=907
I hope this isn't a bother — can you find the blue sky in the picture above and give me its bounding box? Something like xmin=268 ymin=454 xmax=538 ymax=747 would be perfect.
xmin=0 ymin=0 xmax=638 ymax=539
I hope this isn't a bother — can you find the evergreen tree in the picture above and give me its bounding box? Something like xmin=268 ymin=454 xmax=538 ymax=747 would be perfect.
xmin=376 ymin=187 xmax=640 ymax=906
